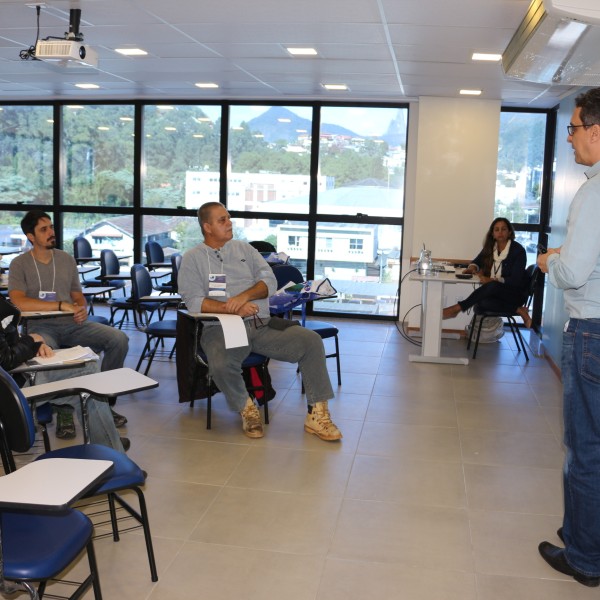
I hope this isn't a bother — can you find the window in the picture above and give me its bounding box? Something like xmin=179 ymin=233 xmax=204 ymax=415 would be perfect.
xmin=143 ymin=105 xmax=222 ymax=209
xmin=288 ymin=235 xmax=301 ymax=247
xmin=227 ymin=105 xmax=313 ymax=213
xmin=318 ymin=106 xmax=406 ymax=218
xmin=62 ymin=105 xmax=134 ymax=207
xmin=495 ymin=110 xmax=549 ymax=265
xmin=349 ymin=238 xmax=363 ymax=250
xmin=0 ymin=106 xmax=54 ymax=205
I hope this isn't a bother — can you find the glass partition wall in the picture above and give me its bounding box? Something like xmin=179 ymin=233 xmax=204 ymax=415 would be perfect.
xmin=0 ymin=101 xmax=408 ymax=319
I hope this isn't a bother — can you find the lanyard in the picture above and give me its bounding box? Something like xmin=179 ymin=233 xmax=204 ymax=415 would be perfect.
xmin=31 ymin=250 xmax=56 ymax=292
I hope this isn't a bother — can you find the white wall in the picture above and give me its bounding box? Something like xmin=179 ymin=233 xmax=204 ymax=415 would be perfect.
xmin=400 ymin=96 xmax=501 ymax=328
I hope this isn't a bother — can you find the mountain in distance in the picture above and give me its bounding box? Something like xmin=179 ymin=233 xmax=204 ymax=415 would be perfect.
xmin=246 ymin=106 xmax=357 ymax=143
xmin=246 ymin=106 xmax=405 ymax=147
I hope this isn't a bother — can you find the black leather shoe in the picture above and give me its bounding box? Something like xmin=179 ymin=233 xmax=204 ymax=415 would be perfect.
xmin=538 ymin=541 xmax=600 ymax=587
xmin=120 ymin=437 xmax=131 ymax=452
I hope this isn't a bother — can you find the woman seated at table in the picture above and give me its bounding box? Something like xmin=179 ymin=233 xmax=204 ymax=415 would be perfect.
xmin=0 ymin=295 xmax=129 ymax=452
xmin=442 ymin=217 xmax=532 ymax=327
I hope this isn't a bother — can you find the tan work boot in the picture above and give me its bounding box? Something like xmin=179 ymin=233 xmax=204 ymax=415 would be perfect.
xmin=304 ymin=401 xmax=342 ymax=441
xmin=240 ymin=397 xmax=264 ymax=438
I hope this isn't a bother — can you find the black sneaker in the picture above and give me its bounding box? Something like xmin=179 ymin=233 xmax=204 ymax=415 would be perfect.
xmin=55 ymin=406 xmax=76 ymax=439
xmin=120 ymin=437 xmax=131 ymax=452
xmin=111 ymin=408 xmax=128 ymax=428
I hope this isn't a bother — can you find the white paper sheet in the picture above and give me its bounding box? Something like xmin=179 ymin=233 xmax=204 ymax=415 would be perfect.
xmin=195 ymin=313 xmax=249 ymax=349
xmin=30 ymin=345 xmax=99 ymax=366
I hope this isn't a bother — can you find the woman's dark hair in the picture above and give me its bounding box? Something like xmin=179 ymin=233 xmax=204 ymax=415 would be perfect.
xmin=480 ymin=217 xmax=515 ymax=276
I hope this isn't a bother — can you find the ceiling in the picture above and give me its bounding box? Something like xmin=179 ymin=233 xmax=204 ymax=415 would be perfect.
xmin=0 ymin=0 xmax=579 ymax=108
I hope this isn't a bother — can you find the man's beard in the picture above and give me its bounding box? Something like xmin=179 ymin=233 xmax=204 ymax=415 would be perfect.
xmin=45 ymin=239 xmax=56 ymax=249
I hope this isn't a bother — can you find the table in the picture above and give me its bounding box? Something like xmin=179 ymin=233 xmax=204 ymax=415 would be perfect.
xmin=20 ymin=310 xmax=73 ymax=334
xmin=409 ymin=270 xmax=479 ymax=365
xmin=82 ymin=285 xmax=118 ymax=313
xmin=22 ymin=367 xmax=158 ymax=442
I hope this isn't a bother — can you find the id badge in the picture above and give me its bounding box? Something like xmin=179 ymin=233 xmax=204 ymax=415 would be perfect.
xmin=208 ymin=273 xmax=227 ymax=297
xmin=39 ymin=290 xmax=57 ymax=301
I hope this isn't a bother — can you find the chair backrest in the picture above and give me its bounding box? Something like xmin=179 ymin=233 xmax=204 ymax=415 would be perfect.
xmin=145 ymin=241 xmax=165 ymax=265
xmin=525 ymin=264 xmax=539 ymax=307
xmin=73 ymin=236 xmax=93 ymax=259
xmin=271 ymin=264 xmax=304 ymax=289
xmin=100 ymin=249 xmax=120 ymax=277
xmin=249 ymin=240 xmax=276 ymax=253
xmin=171 ymin=253 xmax=182 ymax=291
xmin=0 ymin=367 xmax=36 ymax=457
xmin=131 ymin=264 xmax=154 ymax=300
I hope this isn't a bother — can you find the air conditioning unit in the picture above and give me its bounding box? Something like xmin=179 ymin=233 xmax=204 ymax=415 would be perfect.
xmin=502 ymin=0 xmax=600 ymax=85
xmin=35 ymin=39 xmax=98 ymax=68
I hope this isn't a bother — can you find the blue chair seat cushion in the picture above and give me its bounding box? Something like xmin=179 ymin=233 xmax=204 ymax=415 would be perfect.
xmin=303 ymin=321 xmax=338 ymax=338
xmin=145 ymin=319 xmax=177 ymax=336
xmin=35 ymin=443 xmax=145 ymax=492
xmin=1 ymin=509 xmax=93 ymax=581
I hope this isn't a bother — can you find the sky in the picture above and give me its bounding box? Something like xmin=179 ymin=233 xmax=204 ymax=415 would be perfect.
xmin=199 ymin=104 xmax=405 ymax=137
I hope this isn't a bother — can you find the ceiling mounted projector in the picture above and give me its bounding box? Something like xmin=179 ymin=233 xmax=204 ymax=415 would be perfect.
xmin=502 ymin=0 xmax=600 ymax=86
xmin=35 ymin=39 xmax=98 ymax=68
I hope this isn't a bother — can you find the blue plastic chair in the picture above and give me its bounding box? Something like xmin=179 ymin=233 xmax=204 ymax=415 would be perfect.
xmin=271 ymin=264 xmax=341 ymax=386
xmin=0 ymin=366 xmax=159 ymax=583
xmin=0 ymin=369 xmax=105 ymax=599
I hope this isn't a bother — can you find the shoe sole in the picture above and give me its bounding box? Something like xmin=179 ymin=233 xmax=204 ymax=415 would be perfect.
xmin=243 ymin=429 xmax=264 ymax=439
xmin=304 ymin=425 xmax=342 ymax=441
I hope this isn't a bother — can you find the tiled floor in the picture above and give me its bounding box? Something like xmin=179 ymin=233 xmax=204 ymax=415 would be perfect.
xmin=13 ymin=309 xmax=596 ymax=599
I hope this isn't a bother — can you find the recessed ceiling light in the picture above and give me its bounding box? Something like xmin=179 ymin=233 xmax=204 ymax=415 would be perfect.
xmin=75 ymin=83 xmax=99 ymax=89
xmin=47 ymin=119 xmax=54 ymax=123
xmin=195 ymin=82 xmax=219 ymax=89
xmin=164 ymin=127 xmax=177 ymax=131
xmin=115 ymin=48 xmax=148 ymax=56
xmin=460 ymin=89 xmax=482 ymax=96
xmin=472 ymin=53 xmax=502 ymax=62
xmin=157 ymin=105 xmax=174 ymax=110
xmin=193 ymin=134 xmax=204 ymax=138
xmin=97 ymin=126 xmax=110 ymax=131
xmin=66 ymin=105 xmax=84 ymax=109
xmin=232 ymin=126 xmax=244 ymax=131
xmin=322 ymin=83 xmax=348 ymax=91
xmin=278 ymin=118 xmax=291 ymax=123
xmin=119 ymin=117 xmax=133 ymax=121
xmin=286 ymin=47 xmax=318 ymax=56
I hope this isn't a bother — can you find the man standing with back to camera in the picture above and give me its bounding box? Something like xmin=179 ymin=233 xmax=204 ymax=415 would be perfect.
xmin=537 ymin=87 xmax=600 ymax=587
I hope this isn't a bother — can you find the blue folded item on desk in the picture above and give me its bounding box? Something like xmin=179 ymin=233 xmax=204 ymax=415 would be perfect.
xmin=270 ymin=278 xmax=337 ymax=313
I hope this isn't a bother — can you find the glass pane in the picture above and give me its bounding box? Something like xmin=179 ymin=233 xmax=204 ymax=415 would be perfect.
xmin=0 ymin=106 xmax=54 ymax=205
xmin=0 ymin=210 xmax=34 ymax=270
xmin=63 ymin=213 xmax=134 ymax=266
xmin=141 ymin=215 xmax=202 ymax=261
xmin=231 ymin=216 xmax=309 ymax=267
xmin=227 ymin=105 xmax=313 ymax=213
xmin=495 ymin=112 xmax=547 ymax=225
xmin=318 ymin=106 xmax=407 ymax=218
xmin=62 ymin=105 xmax=135 ymax=207
xmin=314 ymin=222 xmax=402 ymax=316
xmin=143 ymin=105 xmax=222 ymax=209
xmin=514 ymin=230 xmax=540 ymax=266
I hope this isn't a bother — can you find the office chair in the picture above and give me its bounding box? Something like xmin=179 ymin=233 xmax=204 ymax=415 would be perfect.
xmin=467 ymin=264 xmax=539 ymax=361
xmin=249 ymin=240 xmax=277 ymax=253
xmin=73 ymin=236 xmax=96 ymax=264
xmin=271 ymin=264 xmax=341 ymax=386
xmin=0 ymin=371 xmax=109 ymax=599
xmin=131 ymin=264 xmax=177 ymax=375
xmin=0 ymin=366 xmax=159 ymax=583
xmin=184 ymin=314 xmax=271 ymax=429
xmin=153 ymin=253 xmax=182 ymax=295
